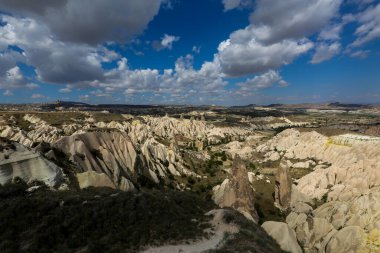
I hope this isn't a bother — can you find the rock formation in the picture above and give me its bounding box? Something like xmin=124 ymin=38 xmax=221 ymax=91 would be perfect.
xmin=261 ymin=221 xmax=302 ymax=253
xmin=54 ymin=131 xmax=147 ymax=191
xmin=0 ymin=137 xmax=64 ymax=187
xmin=275 ymin=160 xmax=292 ymax=210
xmin=53 ymin=131 xmax=195 ymax=191
xmin=212 ymin=155 xmax=258 ymax=222
xmin=258 ymin=129 xmax=380 ymax=202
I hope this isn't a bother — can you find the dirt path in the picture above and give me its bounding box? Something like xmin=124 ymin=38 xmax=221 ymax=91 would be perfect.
xmin=141 ymin=209 xmax=238 ymax=253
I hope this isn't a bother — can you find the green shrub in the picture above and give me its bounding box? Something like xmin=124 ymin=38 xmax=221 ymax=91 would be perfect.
xmin=0 ymin=187 xmax=215 ymax=252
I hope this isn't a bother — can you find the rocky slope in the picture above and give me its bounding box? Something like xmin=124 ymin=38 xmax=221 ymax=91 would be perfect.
xmin=256 ymin=129 xmax=380 ymax=253
xmin=257 ymin=129 xmax=380 ymax=202
xmin=54 ymin=131 xmax=194 ymax=191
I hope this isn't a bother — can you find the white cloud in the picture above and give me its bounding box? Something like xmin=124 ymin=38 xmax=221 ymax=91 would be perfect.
xmin=152 ymin=34 xmax=180 ymax=51
xmin=31 ymin=93 xmax=47 ymax=99
xmin=192 ymin=46 xmax=201 ymax=53
xmin=0 ymin=66 xmax=28 ymax=88
xmin=0 ymin=0 xmax=164 ymax=45
xmin=319 ymin=23 xmax=344 ymax=41
xmin=59 ymin=85 xmax=73 ymax=93
xmin=79 ymin=94 xmax=89 ymax=101
xmin=26 ymin=83 xmax=40 ymax=89
xmin=249 ymin=0 xmax=343 ymax=44
xmin=0 ymin=15 xmax=106 ymax=84
xmin=311 ymin=42 xmax=341 ymax=64
xmin=3 ymin=89 xmax=13 ymax=96
xmin=216 ymin=27 xmax=313 ymax=76
xmin=237 ymin=70 xmax=282 ymax=91
xmin=161 ymin=34 xmax=180 ymax=49
xmin=222 ymin=0 xmax=253 ymax=11
xmin=352 ymin=3 xmax=380 ymax=46
xmin=348 ymin=49 xmax=370 ymax=58
xmin=279 ymin=80 xmax=289 ymax=87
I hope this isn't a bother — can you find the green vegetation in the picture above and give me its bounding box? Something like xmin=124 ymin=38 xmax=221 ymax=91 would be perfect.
xmin=35 ymin=112 xmax=86 ymax=126
xmin=3 ymin=113 xmax=32 ymax=131
xmin=0 ymin=137 xmax=16 ymax=152
xmin=0 ymin=182 xmax=215 ymax=253
xmin=253 ymin=175 xmax=286 ymax=224
xmin=91 ymin=113 xmax=126 ymax=123
xmin=247 ymin=162 xmax=257 ymax=172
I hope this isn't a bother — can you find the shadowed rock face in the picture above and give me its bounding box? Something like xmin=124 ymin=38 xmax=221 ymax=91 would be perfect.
xmin=213 ymin=155 xmax=258 ymax=222
xmin=275 ymin=160 xmax=292 ymax=210
xmin=53 ymin=131 xmax=193 ymax=191
xmin=54 ymin=131 xmax=146 ymax=191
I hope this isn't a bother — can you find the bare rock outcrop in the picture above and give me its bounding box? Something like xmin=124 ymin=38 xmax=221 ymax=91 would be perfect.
xmin=54 ymin=131 xmax=146 ymax=191
xmin=285 ymin=183 xmax=380 ymax=252
xmin=76 ymin=171 xmax=116 ymax=189
xmin=212 ymin=156 xmax=258 ymax=222
xmin=275 ymin=160 xmax=292 ymax=210
xmin=260 ymin=129 xmax=380 ymax=202
xmin=54 ymin=131 xmax=193 ymax=191
xmin=0 ymin=137 xmax=64 ymax=187
xmin=326 ymin=226 xmax=365 ymax=253
xmin=261 ymin=221 xmax=302 ymax=253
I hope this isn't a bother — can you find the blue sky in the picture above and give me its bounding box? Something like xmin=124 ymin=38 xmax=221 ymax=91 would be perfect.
xmin=0 ymin=0 xmax=379 ymax=105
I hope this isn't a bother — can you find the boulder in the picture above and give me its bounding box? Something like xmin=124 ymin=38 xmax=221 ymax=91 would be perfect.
xmin=261 ymin=221 xmax=302 ymax=253
xmin=77 ymin=171 xmax=116 ymax=189
xmin=326 ymin=226 xmax=365 ymax=253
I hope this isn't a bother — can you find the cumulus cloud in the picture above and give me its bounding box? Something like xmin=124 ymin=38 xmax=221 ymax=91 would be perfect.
xmin=249 ymin=0 xmax=342 ymax=44
xmin=192 ymin=46 xmax=201 ymax=54
xmin=0 ymin=15 xmax=109 ymax=84
xmin=0 ymin=0 xmax=360 ymax=104
xmin=31 ymin=93 xmax=47 ymax=99
xmin=237 ymin=70 xmax=282 ymax=91
xmin=352 ymin=3 xmax=380 ymax=46
xmin=214 ymin=0 xmax=347 ymax=76
xmin=59 ymin=85 xmax=73 ymax=93
xmin=152 ymin=34 xmax=180 ymax=51
xmin=222 ymin=0 xmax=253 ymax=11
xmin=0 ymin=0 xmax=163 ymax=45
xmin=311 ymin=42 xmax=341 ymax=64
xmin=96 ymin=55 xmax=226 ymax=98
xmin=3 ymin=89 xmax=13 ymax=96
xmin=26 ymin=83 xmax=40 ymax=89
xmin=0 ymin=66 xmax=29 ymax=89
xmin=217 ymin=27 xmax=313 ymax=77
xmin=278 ymin=80 xmax=289 ymax=87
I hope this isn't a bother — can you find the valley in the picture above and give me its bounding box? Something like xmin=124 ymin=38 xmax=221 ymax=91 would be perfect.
xmin=0 ymin=102 xmax=380 ymax=252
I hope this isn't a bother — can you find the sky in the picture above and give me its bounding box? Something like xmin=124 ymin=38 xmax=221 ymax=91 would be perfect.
xmin=0 ymin=0 xmax=379 ymax=106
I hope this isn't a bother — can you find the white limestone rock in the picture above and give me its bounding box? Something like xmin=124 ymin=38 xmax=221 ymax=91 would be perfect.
xmin=261 ymin=221 xmax=302 ymax=253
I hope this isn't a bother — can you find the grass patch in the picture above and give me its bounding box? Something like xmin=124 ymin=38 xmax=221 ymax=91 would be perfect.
xmin=91 ymin=113 xmax=126 ymax=123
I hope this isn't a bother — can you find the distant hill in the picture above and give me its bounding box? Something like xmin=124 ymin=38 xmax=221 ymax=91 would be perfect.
xmin=230 ymin=104 xmax=257 ymax=108
xmin=328 ymin=102 xmax=371 ymax=109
